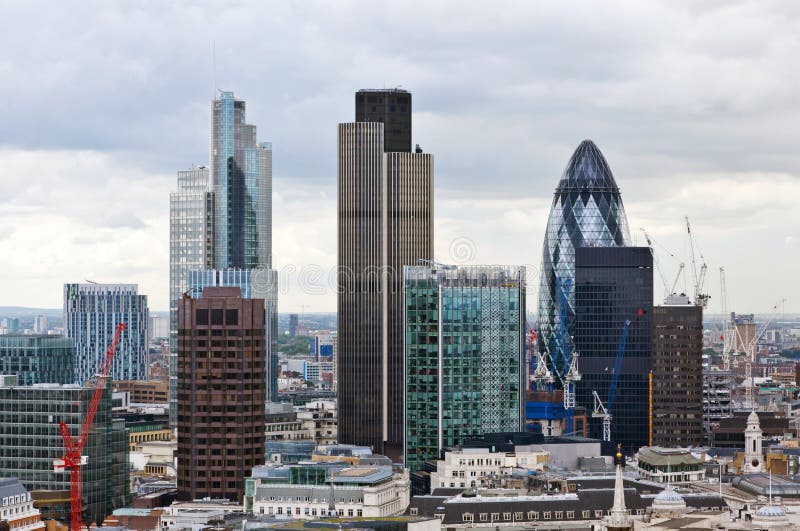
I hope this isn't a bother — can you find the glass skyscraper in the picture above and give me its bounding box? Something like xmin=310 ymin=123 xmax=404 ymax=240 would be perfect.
xmin=537 ymin=140 xmax=631 ymax=382
xmin=0 ymin=335 xmax=74 ymax=386
xmin=169 ymin=166 xmax=214 ymax=426
xmin=0 ymin=381 xmax=129 ymax=525
xmin=63 ymin=283 xmax=149 ymax=383
xmin=404 ymin=265 xmax=525 ymax=471
xmin=210 ymin=91 xmax=273 ymax=270
xmin=169 ymin=91 xmax=278 ymax=425
xmin=573 ymin=247 xmax=653 ymax=452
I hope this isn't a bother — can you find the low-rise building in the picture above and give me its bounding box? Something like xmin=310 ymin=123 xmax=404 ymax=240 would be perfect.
xmin=158 ymin=499 xmax=244 ymax=531
xmin=113 ymin=379 xmax=169 ymax=404
xmin=245 ymin=460 xmax=409 ymax=520
xmin=429 ymin=447 xmax=548 ymax=491
xmin=636 ymin=447 xmax=705 ymax=484
xmin=0 ymin=478 xmax=45 ymax=531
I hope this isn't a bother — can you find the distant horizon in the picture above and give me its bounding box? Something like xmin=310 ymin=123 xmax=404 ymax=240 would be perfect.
xmin=1 ymin=2 xmax=797 ymax=313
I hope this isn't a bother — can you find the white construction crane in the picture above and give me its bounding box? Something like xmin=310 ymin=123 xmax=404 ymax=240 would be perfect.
xmin=563 ymin=353 xmax=581 ymax=409
xmin=719 ymin=267 xmax=735 ymax=371
xmin=641 ymin=228 xmax=670 ymax=300
xmin=592 ymin=391 xmax=611 ymax=442
xmin=685 ymin=217 xmax=710 ymax=307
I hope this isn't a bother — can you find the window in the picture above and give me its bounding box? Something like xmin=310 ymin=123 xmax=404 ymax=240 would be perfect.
xmin=410 ymin=508 xmax=418 ymax=516
xmin=595 ymin=510 xmax=603 ymax=518
xmin=491 ymin=513 xmax=499 ymax=521
xmin=211 ymin=309 xmax=223 ymax=325
xmin=225 ymin=309 xmax=238 ymax=325
xmin=582 ymin=510 xmax=590 ymax=519
xmin=462 ymin=513 xmax=473 ymax=523
xmin=196 ymin=309 xmax=208 ymax=325
xmin=514 ymin=512 xmax=523 ymax=520
xmin=479 ymin=513 xmax=488 ymax=522
xmin=543 ymin=512 xmax=551 ymax=520
xmin=636 ymin=509 xmax=645 ymax=515
xmin=503 ymin=512 xmax=511 ymax=521
xmin=528 ymin=511 xmax=538 ymax=519
xmin=555 ymin=511 xmax=563 ymax=519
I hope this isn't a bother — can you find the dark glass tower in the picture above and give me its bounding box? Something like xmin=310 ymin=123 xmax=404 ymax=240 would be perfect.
xmin=537 ymin=140 xmax=631 ymax=382
xmin=355 ymin=89 xmax=412 ymax=153
xmin=573 ymin=247 xmax=653 ymax=453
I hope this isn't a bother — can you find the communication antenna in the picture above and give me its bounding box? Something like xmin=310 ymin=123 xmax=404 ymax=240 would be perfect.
xmin=212 ymin=40 xmax=217 ymax=97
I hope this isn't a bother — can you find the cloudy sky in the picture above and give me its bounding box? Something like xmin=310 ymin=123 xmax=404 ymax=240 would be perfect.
xmin=1 ymin=0 xmax=798 ymax=314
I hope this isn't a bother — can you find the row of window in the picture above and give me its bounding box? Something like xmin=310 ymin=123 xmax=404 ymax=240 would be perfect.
xmin=459 ymin=508 xmax=639 ymax=522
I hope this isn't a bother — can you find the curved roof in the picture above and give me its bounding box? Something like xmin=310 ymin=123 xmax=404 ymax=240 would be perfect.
xmin=556 ymin=140 xmax=621 ymax=194
xmin=755 ymin=504 xmax=785 ymax=518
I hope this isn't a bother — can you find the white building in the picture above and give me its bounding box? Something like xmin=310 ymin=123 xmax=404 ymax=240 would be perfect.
xmin=247 ymin=463 xmax=409 ymax=520
xmin=158 ymin=499 xmax=243 ymax=531
xmin=63 ymin=282 xmax=149 ymax=383
xmin=0 ymin=478 xmax=45 ymax=531
xmin=430 ymin=447 xmax=549 ymax=490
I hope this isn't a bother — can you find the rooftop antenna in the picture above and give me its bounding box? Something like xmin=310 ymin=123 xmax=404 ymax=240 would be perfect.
xmin=213 ymin=40 xmax=217 ymax=97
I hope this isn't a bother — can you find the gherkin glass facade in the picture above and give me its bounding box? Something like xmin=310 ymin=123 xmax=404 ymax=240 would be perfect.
xmin=537 ymin=140 xmax=631 ymax=381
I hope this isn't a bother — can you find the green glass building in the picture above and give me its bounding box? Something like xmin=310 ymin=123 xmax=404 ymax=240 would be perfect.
xmin=0 ymin=381 xmax=130 ymax=525
xmin=0 ymin=335 xmax=74 ymax=386
xmin=404 ymin=265 xmax=526 ymax=471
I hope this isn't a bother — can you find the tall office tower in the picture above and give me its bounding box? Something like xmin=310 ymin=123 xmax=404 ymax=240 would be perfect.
xmin=0 ymin=379 xmax=130 ymax=524
xmin=537 ymin=140 xmax=630 ymax=384
xmin=64 ymin=283 xmax=149 ymax=383
xmin=289 ymin=314 xmax=299 ymax=337
xmin=187 ymin=268 xmax=279 ymax=402
xmin=0 ymin=335 xmax=74 ymax=385
xmin=337 ymin=109 xmax=434 ymax=459
xmin=573 ymin=247 xmax=653 ymax=453
xmin=732 ymin=313 xmax=757 ymax=358
xmin=210 ymin=91 xmax=272 ymax=270
xmin=33 ymin=314 xmax=47 ymax=334
xmin=403 ymin=265 xmax=526 ymax=471
xmin=355 ymin=89 xmax=412 ymax=152
xmin=169 ymin=166 xmax=215 ymax=426
xmin=1 ymin=318 xmax=20 ymax=334
xmin=176 ymin=287 xmax=266 ymax=502
xmin=652 ymin=298 xmax=704 ymax=447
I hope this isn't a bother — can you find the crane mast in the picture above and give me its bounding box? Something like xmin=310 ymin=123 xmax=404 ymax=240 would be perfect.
xmin=55 ymin=323 xmax=125 ymax=530
xmin=685 ymin=217 xmax=710 ymax=308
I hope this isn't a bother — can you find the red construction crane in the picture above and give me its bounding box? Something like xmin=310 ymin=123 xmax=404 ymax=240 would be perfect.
xmin=55 ymin=323 xmax=125 ymax=530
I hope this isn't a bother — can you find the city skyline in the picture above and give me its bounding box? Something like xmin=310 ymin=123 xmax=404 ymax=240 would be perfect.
xmin=1 ymin=2 xmax=799 ymax=314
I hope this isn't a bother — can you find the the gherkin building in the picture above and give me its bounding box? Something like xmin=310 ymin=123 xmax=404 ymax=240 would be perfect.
xmin=537 ymin=140 xmax=631 ymax=381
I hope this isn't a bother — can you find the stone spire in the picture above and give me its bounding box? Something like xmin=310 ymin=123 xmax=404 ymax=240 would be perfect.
xmin=605 ymin=444 xmax=633 ymax=530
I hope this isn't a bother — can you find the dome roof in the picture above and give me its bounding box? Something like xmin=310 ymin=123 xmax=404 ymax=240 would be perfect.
xmin=755 ymin=504 xmax=785 ymax=518
xmin=748 ymin=410 xmax=760 ymax=425
xmin=652 ymin=487 xmax=686 ymax=513
xmin=556 ymin=139 xmax=621 ymax=193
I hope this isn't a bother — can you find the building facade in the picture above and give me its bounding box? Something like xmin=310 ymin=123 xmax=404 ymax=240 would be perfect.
xmin=0 ymin=382 xmax=130 ymax=525
xmin=169 ymin=166 xmax=214 ymax=426
xmin=187 ymin=268 xmax=279 ymax=401
xmin=573 ymin=247 xmax=653 ymax=453
xmin=0 ymin=478 xmax=45 ymax=531
xmin=337 ymin=112 xmax=434 ymax=458
xmin=246 ymin=463 xmax=409 ymax=519
xmin=0 ymin=335 xmax=74 ymax=386
xmin=63 ymin=283 xmax=149 ymax=383
xmin=210 ymin=91 xmax=272 ymax=270
xmin=355 ymin=89 xmax=412 ymax=153
xmin=429 ymin=447 xmax=548 ymax=491
xmin=537 ymin=140 xmax=631 ymax=383
xmin=176 ymin=287 xmax=266 ymax=502
xmin=403 ymin=265 xmax=526 ymax=471
xmin=652 ymin=301 xmax=704 ymax=447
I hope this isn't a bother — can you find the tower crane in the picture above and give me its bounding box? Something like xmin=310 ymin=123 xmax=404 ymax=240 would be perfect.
xmin=528 ymin=324 xmax=554 ymax=387
xmin=719 ymin=267 xmax=736 ymax=370
xmin=55 ymin=323 xmax=125 ymax=531
xmin=555 ymin=277 xmax=580 ymax=434
xmin=591 ymin=320 xmax=631 ymax=442
xmin=641 ymin=228 xmax=669 ymax=300
xmin=685 ymin=217 xmax=710 ymax=307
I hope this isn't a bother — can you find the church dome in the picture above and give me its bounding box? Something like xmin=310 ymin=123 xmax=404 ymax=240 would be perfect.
xmin=747 ymin=410 xmax=760 ymax=425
